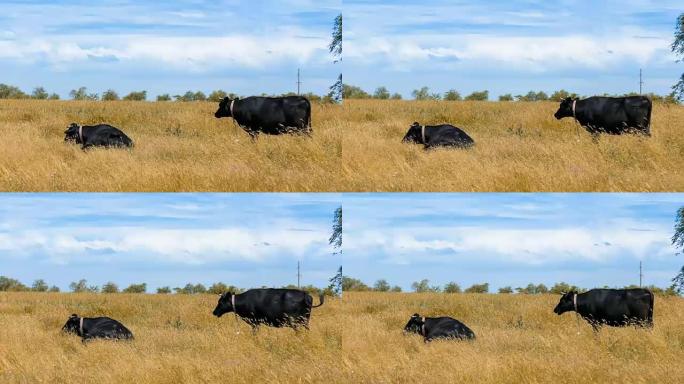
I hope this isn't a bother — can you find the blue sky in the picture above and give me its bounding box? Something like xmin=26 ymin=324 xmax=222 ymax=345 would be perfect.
xmin=344 ymin=193 xmax=683 ymax=292
xmin=0 ymin=0 xmax=341 ymax=98
xmin=345 ymin=0 xmax=683 ymax=99
xmin=0 ymin=193 xmax=341 ymax=291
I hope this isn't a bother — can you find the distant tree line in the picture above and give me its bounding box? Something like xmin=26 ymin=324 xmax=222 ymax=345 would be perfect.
xmin=0 ymin=276 xmax=333 ymax=296
xmin=342 ymin=84 xmax=681 ymax=103
xmin=0 ymin=84 xmax=336 ymax=103
xmin=342 ymin=276 xmax=680 ymax=296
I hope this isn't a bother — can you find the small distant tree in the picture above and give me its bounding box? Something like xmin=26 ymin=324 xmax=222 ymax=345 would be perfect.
xmin=390 ymin=93 xmax=402 ymax=100
xmin=69 ymin=279 xmax=98 ymax=293
xmin=123 ymin=90 xmax=147 ymax=101
xmin=69 ymin=87 xmax=98 ymax=101
xmin=0 ymin=84 xmax=29 ymax=99
xmin=193 ymin=283 xmax=207 ymax=293
xmin=373 ymin=86 xmax=390 ymax=100
xmin=391 ymin=285 xmax=402 ymax=292
xmin=31 ymin=87 xmax=49 ymax=100
xmin=536 ymin=283 xmax=549 ymax=294
xmin=208 ymin=90 xmax=228 ymax=102
xmin=443 ymin=90 xmax=462 ymax=101
xmin=0 ymin=276 xmax=28 ymax=291
xmin=464 ymin=90 xmax=488 ymax=101
xmin=499 ymin=94 xmax=513 ymax=102
xmin=549 ymin=282 xmax=584 ymax=294
xmin=412 ymin=86 xmax=440 ymax=100
xmin=193 ymin=91 xmax=207 ymax=101
xmin=374 ymin=279 xmax=390 ymax=292
xmin=535 ymin=91 xmax=549 ymax=101
xmin=444 ymin=282 xmax=462 ymax=293
xmin=101 ymin=282 xmax=119 ymax=293
xmin=101 ymin=89 xmax=120 ymax=101
xmin=157 ymin=286 xmax=171 ymax=294
xmin=48 ymin=93 xmax=60 ymax=100
xmin=465 ymin=283 xmax=489 ymax=293
xmin=411 ymin=279 xmax=441 ymax=293
xmin=123 ymin=283 xmax=146 ymax=293
xmin=31 ymin=279 xmax=48 ymax=292
xmin=498 ymin=286 xmax=513 ymax=294
xmin=156 ymin=94 xmax=172 ymax=101
xmin=342 ymin=84 xmax=370 ymax=99
xmin=342 ymin=276 xmax=369 ymax=291
xmin=208 ymin=282 xmax=228 ymax=294
xmin=48 ymin=285 xmax=60 ymax=292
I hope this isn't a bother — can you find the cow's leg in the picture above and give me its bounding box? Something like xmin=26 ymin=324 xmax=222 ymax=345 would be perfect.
xmin=250 ymin=325 xmax=259 ymax=335
xmin=247 ymin=130 xmax=259 ymax=141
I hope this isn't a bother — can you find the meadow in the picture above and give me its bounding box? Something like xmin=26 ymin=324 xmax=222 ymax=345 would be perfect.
xmin=0 ymin=100 xmax=342 ymax=192
xmin=342 ymin=100 xmax=684 ymax=191
xmin=0 ymin=292 xmax=344 ymax=384
xmin=343 ymin=292 xmax=684 ymax=383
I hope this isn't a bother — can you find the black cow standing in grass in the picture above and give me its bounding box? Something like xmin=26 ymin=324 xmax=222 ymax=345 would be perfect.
xmin=64 ymin=123 xmax=134 ymax=150
xmin=403 ymin=313 xmax=476 ymax=342
xmin=554 ymin=96 xmax=652 ymax=137
xmin=62 ymin=314 xmax=134 ymax=342
xmin=214 ymin=96 xmax=312 ymax=139
xmin=402 ymin=122 xmax=474 ymax=149
xmin=553 ymin=288 xmax=654 ymax=331
xmin=212 ymin=288 xmax=324 ymax=333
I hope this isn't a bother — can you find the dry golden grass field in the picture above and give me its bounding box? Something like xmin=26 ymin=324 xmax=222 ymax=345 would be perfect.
xmin=0 ymin=100 xmax=341 ymax=191
xmin=0 ymin=292 xmax=344 ymax=384
xmin=342 ymin=100 xmax=684 ymax=191
xmin=343 ymin=292 xmax=684 ymax=383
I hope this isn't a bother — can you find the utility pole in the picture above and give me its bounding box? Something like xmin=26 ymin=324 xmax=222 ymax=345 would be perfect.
xmin=639 ymin=261 xmax=643 ymax=288
xmin=297 ymin=68 xmax=301 ymax=95
xmin=639 ymin=69 xmax=643 ymax=95
xmin=297 ymin=261 xmax=301 ymax=288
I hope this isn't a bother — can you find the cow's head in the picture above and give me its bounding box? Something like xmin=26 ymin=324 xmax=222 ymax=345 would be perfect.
xmin=403 ymin=313 xmax=425 ymax=335
xmin=214 ymin=97 xmax=236 ymax=118
xmin=402 ymin=122 xmax=423 ymax=144
xmin=553 ymin=291 xmax=577 ymax=315
xmin=212 ymin=292 xmax=235 ymax=317
xmin=64 ymin=123 xmax=81 ymax=143
xmin=554 ymin=97 xmax=576 ymax=120
xmin=62 ymin=314 xmax=80 ymax=334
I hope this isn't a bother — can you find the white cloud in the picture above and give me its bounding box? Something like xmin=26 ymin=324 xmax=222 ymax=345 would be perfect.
xmin=0 ymin=227 xmax=329 ymax=265
xmin=0 ymin=34 xmax=328 ymax=69
xmin=347 ymin=225 xmax=673 ymax=265
xmin=347 ymin=33 xmax=674 ymax=71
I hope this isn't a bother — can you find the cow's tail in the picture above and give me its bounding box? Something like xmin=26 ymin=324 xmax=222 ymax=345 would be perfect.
xmin=644 ymin=97 xmax=653 ymax=136
xmin=646 ymin=289 xmax=654 ymax=327
xmin=312 ymin=294 xmax=324 ymax=308
xmin=306 ymin=99 xmax=312 ymax=135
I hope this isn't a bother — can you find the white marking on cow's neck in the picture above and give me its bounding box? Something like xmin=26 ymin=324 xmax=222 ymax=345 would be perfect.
xmin=573 ymin=293 xmax=580 ymax=335
xmin=572 ymin=100 xmax=577 ymax=120
xmin=232 ymin=293 xmax=240 ymax=334
xmin=230 ymin=100 xmax=235 ymax=116
xmin=79 ymin=317 xmax=84 ymax=336
xmin=421 ymin=316 xmax=426 ymax=336
xmin=421 ymin=125 xmax=426 ymax=144
xmin=78 ymin=124 xmax=83 ymax=143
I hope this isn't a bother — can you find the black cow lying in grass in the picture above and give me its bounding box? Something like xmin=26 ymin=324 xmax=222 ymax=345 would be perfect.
xmin=213 ymin=288 xmax=324 ymax=333
xmin=554 ymin=288 xmax=654 ymax=332
xmin=64 ymin=123 xmax=134 ymax=149
xmin=402 ymin=122 xmax=474 ymax=149
xmin=403 ymin=313 xmax=476 ymax=342
xmin=62 ymin=314 xmax=134 ymax=342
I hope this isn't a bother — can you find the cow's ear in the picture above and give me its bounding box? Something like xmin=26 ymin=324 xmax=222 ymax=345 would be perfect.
xmin=412 ymin=313 xmax=420 ymax=318
xmin=411 ymin=122 xmax=419 ymax=127
xmin=70 ymin=314 xmax=78 ymax=318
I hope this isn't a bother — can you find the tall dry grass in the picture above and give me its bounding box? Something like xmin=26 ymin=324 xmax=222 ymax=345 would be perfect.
xmin=343 ymin=292 xmax=684 ymax=383
xmin=0 ymin=100 xmax=342 ymax=191
xmin=342 ymin=100 xmax=684 ymax=191
xmin=0 ymin=292 xmax=344 ymax=383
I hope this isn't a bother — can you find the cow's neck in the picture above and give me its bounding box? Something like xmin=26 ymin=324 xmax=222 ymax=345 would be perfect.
xmin=421 ymin=316 xmax=426 ymax=336
xmin=78 ymin=125 xmax=84 ymax=143
xmin=420 ymin=125 xmax=426 ymax=144
xmin=79 ymin=317 xmax=85 ymax=336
